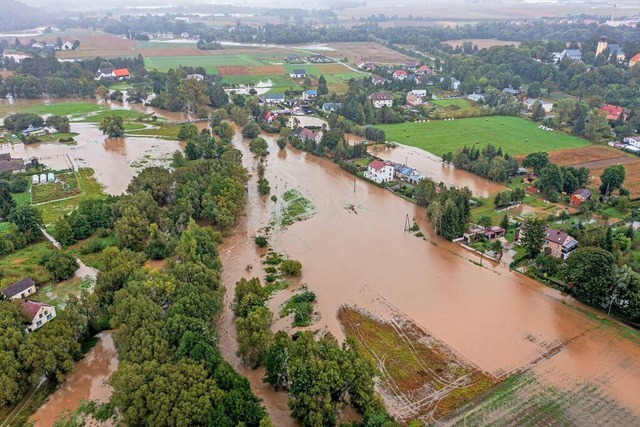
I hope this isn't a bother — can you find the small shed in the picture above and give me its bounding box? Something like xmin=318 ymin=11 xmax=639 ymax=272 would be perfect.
xmin=32 ymin=174 xmax=39 ymax=184
xmin=39 ymin=173 xmax=47 ymax=184
xmin=47 ymin=173 xmax=55 ymax=183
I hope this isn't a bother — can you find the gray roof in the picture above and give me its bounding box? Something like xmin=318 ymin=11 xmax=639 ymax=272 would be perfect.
xmin=292 ymin=69 xmax=306 ymax=74
xmin=265 ymin=93 xmax=285 ymax=100
xmin=2 ymin=277 xmax=35 ymax=298
xmin=564 ymin=49 xmax=582 ymax=57
xmin=503 ymin=88 xmax=519 ymax=95
xmin=572 ymin=188 xmax=592 ymax=199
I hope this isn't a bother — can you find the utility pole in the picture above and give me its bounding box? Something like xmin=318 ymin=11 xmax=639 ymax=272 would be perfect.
xmin=404 ymin=214 xmax=411 ymax=232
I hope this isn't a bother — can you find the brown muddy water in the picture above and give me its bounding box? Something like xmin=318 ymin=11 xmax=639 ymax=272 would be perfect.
xmin=0 ymin=99 xmax=187 ymax=195
xmin=218 ymin=130 xmax=640 ymax=422
xmin=30 ymin=331 xmax=118 ymax=427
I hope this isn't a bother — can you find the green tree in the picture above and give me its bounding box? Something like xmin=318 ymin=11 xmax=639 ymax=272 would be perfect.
xmin=521 ymin=152 xmax=549 ymax=175
xmin=8 ymin=205 xmax=42 ymax=244
xmin=98 ymin=115 xmax=125 ymax=138
xmin=177 ymin=123 xmax=198 ymax=141
xmin=114 ymin=209 xmax=150 ymax=252
xmin=234 ymin=277 xmax=268 ymax=318
xmin=531 ymin=103 xmax=545 ymax=121
xmin=127 ymin=166 xmax=173 ymax=205
xmin=537 ymin=163 xmax=564 ymax=195
xmin=520 ymin=217 xmax=546 ymax=258
xmin=53 ymin=217 xmax=75 ymax=247
xmin=280 ymin=259 xmax=302 ymax=276
xmin=145 ymin=223 xmax=171 ymax=260
xmin=0 ymin=184 xmax=16 ymax=219
xmin=500 ymin=214 xmax=509 ymax=230
xmin=242 ymin=122 xmax=260 ymax=139
xmin=562 ymin=247 xmax=616 ymax=307
xmin=599 ymin=165 xmax=626 ymax=195
xmin=0 ymin=301 xmax=26 ymax=409
xmin=39 ymin=250 xmax=79 ymax=281
xmin=263 ymin=331 xmax=291 ymax=391
xmin=584 ymin=110 xmax=610 ymax=143
xmin=96 ymin=85 xmax=110 ymax=101
xmin=236 ymin=306 xmax=272 ymax=368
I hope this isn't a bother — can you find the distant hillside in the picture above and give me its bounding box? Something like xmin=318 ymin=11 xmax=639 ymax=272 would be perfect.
xmin=0 ymin=0 xmax=51 ymax=32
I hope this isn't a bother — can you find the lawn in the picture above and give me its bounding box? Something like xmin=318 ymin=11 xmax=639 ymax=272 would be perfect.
xmin=378 ymin=116 xmax=590 ymax=157
xmin=431 ymin=98 xmax=473 ymax=109
xmin=128 ymin=123 xmax=182 ymax=140
xmin=0 ymin=241 xmax=56 ymax=288
xmin=0 ymin=102 xmax=104 ymax=118
xmin=80 ymin=109 xmax=155 ymax=123
xmin=144 ymin=54 xmax=264 ymax=73
xmin=67 ymin=234 xmax=117 ymax=270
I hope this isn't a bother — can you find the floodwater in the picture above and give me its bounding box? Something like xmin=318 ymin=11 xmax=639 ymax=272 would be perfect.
xmin=0 ymin=99 xmax=185 ymax=195
xmin=30 ymin=331 xmax=118 ymax=427
xmin=218 ymin=130 xmax=640 ymax=422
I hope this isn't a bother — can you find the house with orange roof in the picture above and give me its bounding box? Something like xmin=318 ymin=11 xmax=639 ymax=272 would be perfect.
xmin=630 ymin=53 xmax=640 ymax=68
xmin=600 ymin=104 xmax=626 ymax=121
xmin=113 ymin=68 xmax=130 ymax=80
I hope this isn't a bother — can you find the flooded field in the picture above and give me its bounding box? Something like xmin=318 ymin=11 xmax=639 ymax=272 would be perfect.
xmin=30 ymin=331 xmax=118 ymax=427
xmin=218 ymin=130 xmax=640 ymax=423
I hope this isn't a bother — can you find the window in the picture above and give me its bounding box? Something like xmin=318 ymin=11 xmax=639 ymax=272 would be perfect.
xmin=44 ymin=310 xmax=49 ymax=315
xmin=36 ymin=321 xmax=42 ymax=326
xmin=39 ymin=313 xmax=43 ymax=318
xmin=46 ymin=315 xmax=52 ymax=320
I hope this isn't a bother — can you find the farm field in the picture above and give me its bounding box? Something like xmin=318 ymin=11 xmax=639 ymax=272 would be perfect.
xmin=339 ymin=307 xmax=494 ymax=423
xmin=378 ymin=116 xmax=590 ymax=157
xmin=31 ymin=172 xmax=80 ymax=204
xmin=431 ymin=98 xmax=475 ymax=109
xmin=0 ymin=101 xmax=104 ymax=119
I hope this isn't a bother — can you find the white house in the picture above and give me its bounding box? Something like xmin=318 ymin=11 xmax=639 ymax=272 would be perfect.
xmin=524 ymin=98 xmax=554 ymax=113
xmin=450 ymin=77 xmax=461 ymax=91
xmin=22 ymin=300 xmax=56 ymax=332
xmin=301 ymin=90 xmax=317 ymax=101
xmin=1 ymin=277 xmax=36 ymax=300
xmin=410 ymin=89 xmax=427 ymax=97
xmin=552 ymin=49 xmax=582 ymax=63
xmin=290 ymin=69 xmax=306 ymax=78
xmin=369 ymin=92 xmax=393 ymax=109
xmin=260 ymin=93 xmax=285 ymax=105
xmin=61 ymin=41 xmax=75 ymax=51
xmin=393 ymin=70 xmax=408 ymax=80
xmin=364 ymin=160 xmax=394 ymax=183
xmin=624 ymin=135 xmax=640 ymax=147
xmin=467 ymin=93 xmax=484 ymax=102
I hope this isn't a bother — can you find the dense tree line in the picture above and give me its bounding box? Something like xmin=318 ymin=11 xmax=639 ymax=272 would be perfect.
xmin=452 ymin=144 xmax=519 ymax=182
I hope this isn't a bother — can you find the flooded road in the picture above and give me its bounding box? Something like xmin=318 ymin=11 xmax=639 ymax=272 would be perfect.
xmin=30 ymin=331 xmax=118 ymax=427
xmin=218 ymin=130 xmax=640 ymax=422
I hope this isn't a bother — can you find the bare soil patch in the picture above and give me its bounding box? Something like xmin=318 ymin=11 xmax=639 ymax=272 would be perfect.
xmin=248 ymin=65 xmax=285 ymax=75
xmin=315 ymin=63 xmax=355 ymax=74
xmin=326 ymin=42 xmax=414 ymax=63
xmin=590 ymin=159 xmax=640 ymax=197
xmin=339 ymin=306 xmax=495 ymax=424
xmin=217 ymin=65 xmax=249 ymax=75
xmin=570 ymin=156 xmax=638 ymax=170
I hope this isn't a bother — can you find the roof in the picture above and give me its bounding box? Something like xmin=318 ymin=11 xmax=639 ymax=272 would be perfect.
xmin=21 ymin=299 xmax=52 ymax=322
xmin=572 ymin=188 xmax=592 ymax=199
xmin=600 ymin=104 xmax=624 ymax=117
xmin=369 ymin=92 xmax=393 ymax=101
xmin=416 ymin=65 xmax=432 ymax=73
xmin=544 ymin=227 xmax=576 ymax=247
xmin=298 ymin=128 xmax=318 ymax=140
xmin=393 ymin=70 xmax=408 ymax=76
xmin=2 ymin=278 xmax=35 ymax=299
xmin=368 ymin=160 xmax=387 ymax=171
xmin=304 ymin=90 xmax=317 ymax=95
xmin=322 ymin=102 xmax=342 ymax=110
xmin=265 ymin=93 xmax=285 ymax=100
xmin=371 ymin=75 xmax=387 ymax=83
xmin=113 ymin=68 xmax=130 ymax=77
xmin=503 ymin=88 xmax=519 ymax=95
xmin=564 ymin=49 xmax=582 ymax=56
xmin=292 ymin=69 xmax=306 ymax=74
xmin=631 ymin=53 xmax=640 ymax=62
xmin=98 ymin=67 xmax=114 ymax=74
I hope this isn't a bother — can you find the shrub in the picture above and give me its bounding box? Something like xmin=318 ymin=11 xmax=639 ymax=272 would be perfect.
xmin=255 ymin=236 xmax=268 ymax=247
xmin=280 ymin=259 xmax=302 ymax=276
xmin=83 ymin=237 xmax=104 ymax=254
xmin=39 ymin=250 xmax=79 ymax=281
xmin=9 ymin=177 xmax=28 ymax=193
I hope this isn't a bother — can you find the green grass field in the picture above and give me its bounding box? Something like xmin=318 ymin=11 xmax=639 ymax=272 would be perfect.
xmin=378 ymin=116 xmax=590 ymax=157
xmin=144 ymin=54 xmax=267 ymax=73
xmin=80 ymin=109 xmax=154 ymax=123
xmin=0 ymin=241 xmax=56 ymax=288
xmin=0 ymin=102 xmax=104 ymax=118
xmin=431 ymin=98 xmax=473 ymax=109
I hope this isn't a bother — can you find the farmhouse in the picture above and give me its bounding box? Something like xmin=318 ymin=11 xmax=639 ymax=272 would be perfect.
xmin=1 ymin=277 xmax=36 ymax=300
xmin=405 ymin=93 xmax=423 ymax=106
xmin=302 ymin=90 xmax=317 ymax=101
xmin=322 ymin=103 xmax=342 ymax=112
xmin=262 ymin=111 xmax=278 ymax=123
xmin=600 ymin=104 xmax=626 ymax=121
xmin=364 ymin=160 xmax=394 ymax=183
xmin=405 ymin=61 xmax=418 ymax=70
xmin=393 ymin=70 xmax=408 ymax=80
xmin=94 ymin=67 xmax=114 ymax=80
xmin=0 ymin=153 xmax=24 ymax=173
xmin=630 ymin=53 xmax=640 ymax=68
xmin=363 ymin=63 xmax=376 ymax=71
xmin=570 ymin=188 xmax=592 ymax=206
xmin=60 ymin=41 xmax=75 ymax=51
xmin=369 ymin=92 xmax=393 ymax=109
xmin=287 ymin=54 xmax=301 ymax=62
xmin=21 ymin=300 xmax=56 ymax=333
xmin=113 ymin=68 xmax=130 ymax=80
xmin=290 ymin=69 xmax=306 ymax=78
xmin=393 ymin=164 xmax=422 ymax=182
xmin=355 ymin=59 xmax=365 ymax=68
xmin=450 ymin=78 xmax=461 ymax=91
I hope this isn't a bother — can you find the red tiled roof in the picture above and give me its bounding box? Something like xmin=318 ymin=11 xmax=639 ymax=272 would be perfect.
xmin=21 ymin=300 xmax=50 ymax=322
xmin=369 ymin=92 xmax=393 ymax=101
xmin=394 ymin=70 xmax=408 ymax=76
xmin=631 ymin=53 xmax=640 ymax=62
xmin=368 ymin=160 xmax=387 ymax=171
xmin=113 ymin=68 xmax=130 ymax=77
xmin=600 ymin=104 xmax=624 ymax=119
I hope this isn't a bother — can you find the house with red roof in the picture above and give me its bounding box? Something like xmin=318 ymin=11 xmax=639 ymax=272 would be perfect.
xmin=600 ymin=104 xmax=626 ymax=121
xmin=630 ymin=53 xmax=640 ymax=68
xmin=416 ymin=65 xmax=432 ymax=75
xmin=113 ymin=68 xmax=131 ymax=80
xmin=21 ymin=300 xmax=56 ymax=332
xmin=364 ymin=160 xmax=394 ymax=183
xmin=392 ymin=69 xmax=408 ymax=80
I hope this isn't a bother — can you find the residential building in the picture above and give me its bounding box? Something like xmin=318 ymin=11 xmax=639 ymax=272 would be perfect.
xmin=405 ymin=93 xmax=423 ymax=106
xmin=355 ymin=59 xmax=365 ymax=68
xmin=410 ymin=89 xmax=427 ymax=97
xmin=392 ymin=69 xmax=408 ymax=80
xmin=596 ymin=36 xmax=609 ymax=57
xmin=301 ymin=90 xmax=317 ymax=101
xmin=623 ymin=135 xmax=640 ymax=147
xmin=61 ymin=41 xmax=75 ymax=51
xmin=415 ymin=65 xmax=432 ymax=75
xmin=502 ymin=87 xmax=520 ymax=96
xmin=464 ymin=226 xmax=506 ymax=243
xmin=450 ymin=77 xmax=461 ymax=91
xmin=467 ymin=93 xmax=484 ymax=102
xmin=371 ymin=75 xmax=388 ymax=85
xmin=517 ymin=226 xmax=578 ymax=259
xmin=2 ymin=278 xmax=36 ymax=300
xmin=260 ymin=93 xmax=285 ymax=105
xmin=262 ymin=111 xmax=278 ymax=123
xmin=290 ymin=69 xmax=306 ymax=78
xmin=524 ymin=98 xmax=554 ymax=113
xmin=364 ymin=160 xmax=394 ymax=183
xmin=113 ymin=68 xmax=130 ymax=80
xmin=322 ymin=103 xmax=342 ymax=112
xmin=600 ymin=104 xmax=626 ymax=121
xmin=0 ymin=153 xmax=24 ymax=173
xmin=608 ymin=44 xmax=626 ymax=61
xmin=369 ymin=92 xmax=393 ymax=109
xmin=393 ymin=164 xmax=421 ymax=181
xmin=94 ymin=67 xmax=114 ymax=80
xmin=21 ymin=300 xmax=56 ymax=332
xmin=552 ymin=49 xmax=582 ymax=63
xmin=287 ymin=54 xmax=301 ymax=62
xmin=630 ymin=53 xmax=640 ymax=68
xmin=363 ymin=63 xmax=376 ymax=71
xmin=570 ymin=188 xmax=592 ymax=206
xmin=405 ymin=61 xmax=418 ymax=70
xmin=186 ymin=74 xmax=204 ymax=81
xmin=293 ymin=127 xmax=321 ymax=143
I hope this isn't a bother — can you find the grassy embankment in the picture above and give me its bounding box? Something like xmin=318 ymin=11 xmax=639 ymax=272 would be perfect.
xmin=378 ymin=116 xmax=590 ymax=157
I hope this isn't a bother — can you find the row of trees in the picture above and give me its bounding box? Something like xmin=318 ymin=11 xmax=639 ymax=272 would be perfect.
xmin=451 ymin=144 xmax=519 ymax=182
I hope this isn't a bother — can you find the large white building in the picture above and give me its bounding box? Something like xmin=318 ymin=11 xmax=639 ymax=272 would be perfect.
xmin=22 ymin=300 xmax=56 ymax=332
xmin=364 ymin=160 xmax=394 ymax=183
xmin=369 ymin=92 xmax=393 ymax=109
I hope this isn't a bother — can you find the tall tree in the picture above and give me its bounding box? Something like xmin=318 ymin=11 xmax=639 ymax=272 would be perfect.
xmin=520 ymin=217 xmax=546 ymax=259
xmin=599 ymin=165 xmax=626 ymax=195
